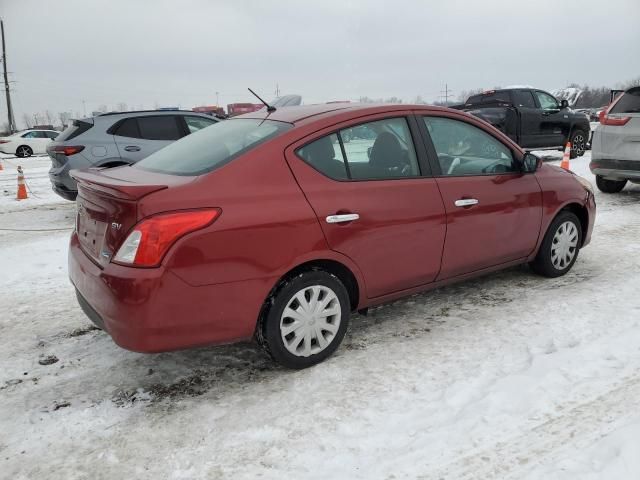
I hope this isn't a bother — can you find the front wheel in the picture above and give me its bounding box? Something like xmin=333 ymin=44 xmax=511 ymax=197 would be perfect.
xmin=569 ymin=130 xmax=587 ymax=159
xmin=258 ymin=270 xmax=350 ymax=369
xmin=595 ymin=175 xmax=626 ymax=193
xmin=530 ymin=211 xmax=582 ymax=278
xmin=16 ymin=145 xmax=33 ymax=158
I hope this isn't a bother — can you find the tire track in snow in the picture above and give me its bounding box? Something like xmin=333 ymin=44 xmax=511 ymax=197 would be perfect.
xmin=428 ymin=370 xmax=640 ymax=480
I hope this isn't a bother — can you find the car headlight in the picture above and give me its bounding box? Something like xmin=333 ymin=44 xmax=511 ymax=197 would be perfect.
xmin=576 ymin=175 xmax=594 ymax=195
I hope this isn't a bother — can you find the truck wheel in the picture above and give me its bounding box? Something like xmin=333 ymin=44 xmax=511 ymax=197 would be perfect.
xmin=569 ymin=130 xmax=587 ymax=159
xmin=595 ymin=175 xmax=626 ymax=193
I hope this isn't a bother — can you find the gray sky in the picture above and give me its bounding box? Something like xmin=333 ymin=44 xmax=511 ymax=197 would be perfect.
xmin=2 ymin=0 xmax=639 ymax=127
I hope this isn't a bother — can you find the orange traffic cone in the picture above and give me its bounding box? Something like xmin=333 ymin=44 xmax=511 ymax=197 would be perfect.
xmin=560 ymin=142 xmax=571 ymax=170
xmin=17 ymin=166 xmax=28 ymax=200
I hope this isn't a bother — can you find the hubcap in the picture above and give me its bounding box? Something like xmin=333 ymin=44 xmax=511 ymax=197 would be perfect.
xmin=551 ymin=221 xmax=578 ymax=270
xmin=280 ymin=285 xmax=341 ymax=357
xmin=572 ymin=135 xmax=585 ymax=156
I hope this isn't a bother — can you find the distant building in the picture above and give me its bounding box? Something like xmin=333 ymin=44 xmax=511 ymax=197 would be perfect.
xmin=227 ymin=103 xmax=263 ymax=116
xmin=193 ymin=105 xmax=225 ymax=116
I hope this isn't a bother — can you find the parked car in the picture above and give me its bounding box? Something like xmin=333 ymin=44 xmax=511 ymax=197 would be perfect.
xmin=48 ymin=110 xmax=219 ymax=200
xmin=590 ymin=86 xmax=640 ymax=193
xmin=69 ymin=103 xmax=595 ymax=369
xmin=453 ymin=88 xmax=591 ymax=159
xmin=0 ymin=129 xmax=59 ymax=157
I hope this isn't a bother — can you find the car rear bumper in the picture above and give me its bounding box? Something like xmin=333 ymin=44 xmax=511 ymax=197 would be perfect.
xmin=68 ymin=232 xmax=272 ymax=353
xmin=589 ymin=158 xmax=640 ymax=180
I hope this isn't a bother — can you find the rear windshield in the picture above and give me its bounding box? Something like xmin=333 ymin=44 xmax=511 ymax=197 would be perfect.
xmin=466 ymin=91 xmax=512 ymax=105
xmin=55 ymin=120 xmax=93 ymax=141
xmin=609 ymin=87 xmax=640 ymax=114
xmin=134 ymin=118 xmax=292 ymax=176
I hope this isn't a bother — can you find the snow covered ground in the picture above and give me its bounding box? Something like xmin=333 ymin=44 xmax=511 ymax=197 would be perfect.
xmin=1 ymin=150 xmax=640 ymax=479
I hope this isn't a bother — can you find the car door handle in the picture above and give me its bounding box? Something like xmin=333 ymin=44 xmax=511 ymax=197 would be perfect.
xmin=326 ymin=213 xmax=360 ymax=224
xmin=124 ymin=146 xmax=141 ymax=152
xmin=454 ymin=199 xmax=479 ymax=207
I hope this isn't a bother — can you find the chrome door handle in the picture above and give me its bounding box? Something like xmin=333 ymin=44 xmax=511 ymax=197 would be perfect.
xmin=454 ymin=199 xmax=479 ymax=207
xmin=326 ymin=213 xmax=359 ymax=224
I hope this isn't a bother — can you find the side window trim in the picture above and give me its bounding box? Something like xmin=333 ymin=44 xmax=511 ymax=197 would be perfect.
xmin=418 ymin=114 xmax=519 ymax=178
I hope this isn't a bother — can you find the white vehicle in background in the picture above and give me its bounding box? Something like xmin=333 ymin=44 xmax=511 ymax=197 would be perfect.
xmin=590 ymin=86 xmax=640 ymax=193
xmin=0 ymin=129 xmax=60 ymax=157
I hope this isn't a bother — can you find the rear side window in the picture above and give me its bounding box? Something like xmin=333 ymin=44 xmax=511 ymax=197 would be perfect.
xmin=513 ymin=90 xmax=536 ymax=108
xmin=467 ymin=91 xmax=511 ymax=104
xmin=56 ymin=120 xmax=93 ymax=141
xmin=113 ymin=118 xmax=140 ymax=138
xmin=138 ymin=116 xmax=182 ymax=140
xmin=134 ymin=119 xmax=291 ymax=176
xmin=297 ymin=117 xmax=420 ymax=181
xmin=609 ymin=87 xmax=640 ymax=114
xmin=44 ymin=131 xmax=59 ymax=139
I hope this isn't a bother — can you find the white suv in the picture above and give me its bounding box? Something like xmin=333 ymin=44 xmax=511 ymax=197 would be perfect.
xmin=0 ymin=129 xmax=60 ymax=157
xmin=590 ymin=87 xmax=640 ymax=193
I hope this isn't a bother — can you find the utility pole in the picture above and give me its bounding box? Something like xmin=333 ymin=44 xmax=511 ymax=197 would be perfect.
xmin=1 ymin=19 xmax=16 ymax=133
xmin=215 ymin=91 xmax=219 ymax=107
xmin=439 ymin=83 xmax=453 ymax=106
xmin=82 ymin=99 xmax=86 ymax=117
xmin=275 ymin=83 xmax=280 ymax=97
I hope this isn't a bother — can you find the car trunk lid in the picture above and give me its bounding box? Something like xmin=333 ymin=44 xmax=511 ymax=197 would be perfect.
xmin=71 ymin=166 xmax=192 ymax=267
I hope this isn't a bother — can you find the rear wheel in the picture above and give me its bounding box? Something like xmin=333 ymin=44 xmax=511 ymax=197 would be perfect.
xmin=258 ymin=270 xmax=350 ymax=369
xmin=530 ymin=211 xmax=582 ymax=278
xmin=595 ymin=175 xmax=626 ymax=193
xmin=16 ymin=145 xmax=33 ymax=158
xmin=569 ymin=130 xmax=587 ymax=159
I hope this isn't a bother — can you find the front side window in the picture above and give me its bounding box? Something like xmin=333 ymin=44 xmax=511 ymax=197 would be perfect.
xmin=297 ymin=117 xmax=420 ymax=181
xmin=534 ymin=91 xmax=559 ymax=110
xmin=134 ymin=118 xmax=291 ymax=176
xmin=423 ymin=117 xmax=516 ymax=176
xmin=185 ymin=116 xmax=217 ymax=134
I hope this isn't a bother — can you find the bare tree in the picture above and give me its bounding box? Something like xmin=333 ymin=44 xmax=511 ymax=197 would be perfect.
xmin=22 ymin=113 xmax=32 ymax=129
xmin=116 ymin=102 xmax=128 ymax=112
xmin=45 ymin=110 xmax=54 ymax=126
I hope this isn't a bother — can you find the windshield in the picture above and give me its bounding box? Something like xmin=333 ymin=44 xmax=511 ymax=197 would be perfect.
xmin=134 ymin=118 xmax=292 ymax=176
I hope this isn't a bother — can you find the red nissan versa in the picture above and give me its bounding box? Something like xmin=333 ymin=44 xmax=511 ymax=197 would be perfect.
xmin=69 ymin=104 xmax=595 ymax=369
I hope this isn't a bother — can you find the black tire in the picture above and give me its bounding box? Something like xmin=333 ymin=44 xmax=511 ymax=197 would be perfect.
xmin=569 ymin=130 xmax=587 ymax=159
xmin=530 ymin=211 xmax=582 ymax=278
xmin=595 ymin=175 xmax=626 ymax=193
xmin=16 ymin=145 xmax=33 ymax=158
xmin=258 ymin=270 xmax=351 ymax=369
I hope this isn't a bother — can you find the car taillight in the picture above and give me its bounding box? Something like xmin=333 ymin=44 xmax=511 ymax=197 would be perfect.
xmin=50 ymin=145 xmax=85 ymax=156
xmin=600 ymin=114 xmax=631 ymax=126
xmin=113 ymin=209 xmax=221 ymax=267
xmin=0 ymin=140 xmax=9 ymax=144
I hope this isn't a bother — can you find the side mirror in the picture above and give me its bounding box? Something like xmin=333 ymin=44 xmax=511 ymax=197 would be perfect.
xmin=521 ymin=152 xmax=540 ymax=173
xmin=560 ymin=99 xmax=569 ymax=109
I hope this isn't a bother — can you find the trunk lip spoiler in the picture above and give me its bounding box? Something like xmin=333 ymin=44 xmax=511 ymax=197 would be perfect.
xmin=71 ymin=168 xmax=168 ymax=201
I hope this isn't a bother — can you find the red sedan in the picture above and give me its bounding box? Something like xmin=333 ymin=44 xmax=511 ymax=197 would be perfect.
xmin=69 ymin=104 xmax=596 ymax=368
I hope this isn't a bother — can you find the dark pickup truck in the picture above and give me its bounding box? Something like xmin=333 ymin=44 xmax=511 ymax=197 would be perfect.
xmin=453 ymin=88 xmax=591 ymax=158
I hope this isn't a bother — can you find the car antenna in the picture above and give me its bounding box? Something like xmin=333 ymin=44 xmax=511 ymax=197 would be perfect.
xmin=248 ymin=88 xmax=276 ymax=112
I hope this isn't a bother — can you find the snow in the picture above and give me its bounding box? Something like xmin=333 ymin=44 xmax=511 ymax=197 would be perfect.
xmin=551 ymin=87 xmax=583 ymax=106
xmin=2 ymin=150 xmax=640 ymax=479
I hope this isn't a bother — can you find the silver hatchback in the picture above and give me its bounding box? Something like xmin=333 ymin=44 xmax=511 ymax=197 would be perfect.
xmin=590 ymin=87 xmax=640 ymax=193
xmin=48 ymin=110 xmax=218 ymax=200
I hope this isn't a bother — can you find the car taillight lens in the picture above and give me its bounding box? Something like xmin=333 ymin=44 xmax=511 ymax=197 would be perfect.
xmin=50 ymin=145 xmax=85 ymax=156
xmin=0 ymin=140 xmax=9 ymax=144
xmin=113 ymin=209 xmax=221 ymax=267
xmin=600 ymin=114 xmax=631 ymax=126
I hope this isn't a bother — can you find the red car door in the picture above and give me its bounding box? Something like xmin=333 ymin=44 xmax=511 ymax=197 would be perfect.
xmin=285 ymin=114 xmax=447 ymax=299
xmin=419 ymin=114 xmax=543 ymax=279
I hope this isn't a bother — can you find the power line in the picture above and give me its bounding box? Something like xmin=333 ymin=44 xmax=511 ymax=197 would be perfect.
xmin=439 ymin=83 xmax=453 ymax=105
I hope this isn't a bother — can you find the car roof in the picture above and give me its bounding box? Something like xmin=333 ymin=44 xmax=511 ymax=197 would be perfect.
xmin=94 ymin=110 xmax=217 ymax=121
xmin=237 ymin=103 xmax=453 ymax=125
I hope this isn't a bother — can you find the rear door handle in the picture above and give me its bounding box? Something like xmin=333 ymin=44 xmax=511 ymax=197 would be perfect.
xmin=454 ymin=199 xmax=479 ymax=207
xmin=124 ymin=146 xmax=141 ymax=152
xmin=326 ymin=213 xmax=360 ymax=224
